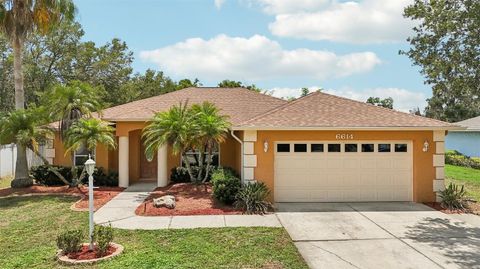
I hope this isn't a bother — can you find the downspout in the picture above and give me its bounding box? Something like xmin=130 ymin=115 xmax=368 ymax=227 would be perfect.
xmin=230 ymin=130 xmax=244 ymax=184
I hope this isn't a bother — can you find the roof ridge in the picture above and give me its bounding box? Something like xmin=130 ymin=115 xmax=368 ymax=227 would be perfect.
xmin=317 ymin=91 xmax=455 ymax=126
xmin=238 ymin=91 xmax=321 ymax=126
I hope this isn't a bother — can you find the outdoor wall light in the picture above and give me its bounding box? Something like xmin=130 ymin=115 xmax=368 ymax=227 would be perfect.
xmin=264 ymin=141 xmax=269 ymax=153
xmin=423 ymin=140 xmax=430 ymax=152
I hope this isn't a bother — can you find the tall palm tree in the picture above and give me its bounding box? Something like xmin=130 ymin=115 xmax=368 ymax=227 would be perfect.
xmin=64 ymin=118 xmax=116 ymax=184
xmin=191 ymin=102 xmax=231 ymax=182
xmin=43 ymin=81 xmax=103 ymax=140
xmin=0 ymin=0 xmax=76 ymax=187
xmin=0 ymin=108 xmax=69 ymax=187
xmin=142 ymin=102 xmax=199 ymax=181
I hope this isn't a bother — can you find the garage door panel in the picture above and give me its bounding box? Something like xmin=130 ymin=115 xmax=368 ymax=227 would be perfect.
xmin=274 ymin=141 xmax=413 ymax=202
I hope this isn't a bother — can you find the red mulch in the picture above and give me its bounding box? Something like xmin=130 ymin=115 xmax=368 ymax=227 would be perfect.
xmin=136 ymin=183 xmax=243 ymax=216
xmin=66 ymin=244 xmax=116 ymax=260
xmin=423 ymin=202 xmax=470 ymax=214
xmin=0 ymin=185 xmax=124 ymax=211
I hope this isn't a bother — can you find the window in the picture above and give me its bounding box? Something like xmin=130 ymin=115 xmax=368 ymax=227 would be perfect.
xmin=328 ymin=144 xmax=341 ymax=152
xmin=395 ymin=144 xmax=408 ymax=152
xmin=182 ymin=143 xmax=220 ymax=167
xmin=311 ymin=144 xmax=324 ymax=152
xmin=74 ymin=144 xmax=95 ymax=166
xmin=294 ymin=144 xmax=307 ymax=152
xmin=378 ymin=144 xmax=391 ymax=152
xmin=277 ymin=144 xmax=290 ymax=152
xmin=345 ymin=144 xmax=358 ymax=152
xmin=361 ymin=144 xmax=374 ymax=152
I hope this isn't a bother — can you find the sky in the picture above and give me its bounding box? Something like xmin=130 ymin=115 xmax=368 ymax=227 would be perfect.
xmin=73 ymin=0 xmax=429 ymax=112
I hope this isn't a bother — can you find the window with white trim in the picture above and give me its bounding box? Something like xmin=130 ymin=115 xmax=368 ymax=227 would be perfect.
xmin=74 ymin=144 xmax=95 ymax=166
xmin=181 ymin=142 xmax=220 ymax=167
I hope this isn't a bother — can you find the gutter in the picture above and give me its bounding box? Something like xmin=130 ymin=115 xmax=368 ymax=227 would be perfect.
xmin=230 ymin=130 xmax=244 ymax=184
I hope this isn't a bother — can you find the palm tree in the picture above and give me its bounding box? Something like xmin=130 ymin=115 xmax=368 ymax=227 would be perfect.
xmin=0 ymin=0 xmax=76 ymax=187
xmin=191 ymin=102 xmax=231 ymax=182
xmin=64 ymin=118 xmax=116 ymax=184
xmin=142 ymin=102 xmax=199 ymax=181
xmin=0 ymin=108 xmax=70 ymax=187
xmin=43 ymin=81 xmax=103 ymax=139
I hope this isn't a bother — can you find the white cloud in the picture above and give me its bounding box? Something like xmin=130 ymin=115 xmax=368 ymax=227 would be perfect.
xmin=246 ymin=0 xmax=330 ymax=14
xmin=264 ymin=0 xmax=415 ymax=44
xmin=214 ymin=0 xmax=226 ymax=9
xmin=140 ymin=35 xmax=381 ymax=81
xmin=269 ymin=86 xmax=427 ymax=112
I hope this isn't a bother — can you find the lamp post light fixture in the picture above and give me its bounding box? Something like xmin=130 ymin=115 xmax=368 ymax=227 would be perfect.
xmin=84 ymin=155 xmax=96 ymax=251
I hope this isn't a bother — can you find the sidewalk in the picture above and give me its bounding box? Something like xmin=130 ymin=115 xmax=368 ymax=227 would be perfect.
xmin=94 ymin=182 xmax=281 ymax=230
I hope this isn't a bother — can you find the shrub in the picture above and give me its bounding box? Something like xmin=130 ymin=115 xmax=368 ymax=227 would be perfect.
xmin=56 ymin=229 xmax=84 ymax=254
xmin=94 ymin=224 xmax=114 ymax=257
xmin=170 ymin=165 xmax=217 ymax=183
xmin=80 ymin=167 xmax=118 ymax=187
xmin=234 ymin=181 xmax=272 ymax=215
xmin=31 ymin=165 xmax=73 ymax=186
xmin=211 ymin=167 xmax=241 ymax=204
xmin=439 ymin=183 xmax=467 ymax=210
xmin=445 ymin=150 xmax=480 ymax=169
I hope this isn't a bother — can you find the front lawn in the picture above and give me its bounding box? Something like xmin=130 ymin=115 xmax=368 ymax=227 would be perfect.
xmin=0 ymin=176 xmax=12 ymax=189
xmin=0 ymin=195 xmax=307 ymax=269
xmin=445 ymin=164 xmax=480 ymax=201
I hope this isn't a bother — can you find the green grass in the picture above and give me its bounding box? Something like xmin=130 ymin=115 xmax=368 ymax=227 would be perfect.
xmin=445 ymin=164 xmax=480 ymax=201
xmin=0 ymin=195 xmax=307 ymax=269
xmin=0 ymin=176 xmax=13 ymax=189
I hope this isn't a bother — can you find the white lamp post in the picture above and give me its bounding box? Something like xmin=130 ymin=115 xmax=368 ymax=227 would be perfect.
xmin=84 ymin=155 xmax=96 ymax=251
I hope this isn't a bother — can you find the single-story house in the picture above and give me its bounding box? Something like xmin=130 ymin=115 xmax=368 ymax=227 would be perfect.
xmin=45 ymin=87 xmax=461 ymax=203
xmin=445 ymin=115 xmax=480 ymax=157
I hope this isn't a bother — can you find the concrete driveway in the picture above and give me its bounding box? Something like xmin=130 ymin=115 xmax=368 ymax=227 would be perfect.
xmin=276 ymin=202 xmax=480 ymax=269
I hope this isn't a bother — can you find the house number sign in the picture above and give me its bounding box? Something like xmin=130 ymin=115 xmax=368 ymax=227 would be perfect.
xmin=335 ymin=134 xmax=354 ymax=140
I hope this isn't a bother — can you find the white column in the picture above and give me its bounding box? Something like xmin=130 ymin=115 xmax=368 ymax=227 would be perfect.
xmin=118 ymin=136 xmax=129 ymax=188
xmin=157 ymin=144 xmax=168 ymax=187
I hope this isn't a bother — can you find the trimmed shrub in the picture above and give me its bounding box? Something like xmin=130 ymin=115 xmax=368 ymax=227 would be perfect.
xmin=80 ymin=167 xmax=118 ymax=187
xmin=439 ymin=183 xmax=467 ymax=210
xmin=445 ymin=150 xmax=480 ymax=169
xmin=31 ymin=165 xmax=73 ymax=186
xmin=234 ymin=181 xmax=272 ymax=215
xmin=211 ymin=167 xmax=241 ymax=204
xmin=170 ymin=165 xmax=218 ymax=183
xmin=94 ymin=224 xmax=114 ymax=257
xmin=56 ymin=229 xmax=84 ymax=254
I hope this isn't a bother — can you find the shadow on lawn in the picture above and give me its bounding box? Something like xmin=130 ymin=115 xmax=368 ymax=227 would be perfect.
xmin=405 ymin=217 xmax=480 ymax=268
xmin=0 ymin=195 xmax=76 ymax=209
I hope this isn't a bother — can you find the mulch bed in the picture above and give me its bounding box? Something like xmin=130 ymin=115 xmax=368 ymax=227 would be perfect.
xmin=0 ymin=185 xmax=124 ymax=211
xmin=424 ymin=200 xmax=480 ymax=215
xmin=66 ymin=244 xmax=117 ymax=260
xmin=136 ymin=183 xmax=243 ymax=216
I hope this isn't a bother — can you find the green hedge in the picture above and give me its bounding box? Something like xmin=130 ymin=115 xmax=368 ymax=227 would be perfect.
xmin=30 ymin=165 xmax=119 ymax=186
xmin=445 ymin=150 xmax=480 ymax=169
xmin=211 ymin=167 xmax=241 ymax=204
xmin=170 ymin=165 xmax=217 ymax=183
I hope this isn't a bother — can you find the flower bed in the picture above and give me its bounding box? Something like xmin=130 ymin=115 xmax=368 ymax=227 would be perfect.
xmin=136 ymin=183 xmax=243 ymax=216
xmin=0 ymin=185 xmax=124 ymax=211
xmin=57 ymin=243 xmax=123 ymax=265
xmin=423 ymin=201 xmax=480 ymax=215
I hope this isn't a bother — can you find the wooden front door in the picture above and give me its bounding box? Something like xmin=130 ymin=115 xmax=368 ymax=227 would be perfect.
xmin=140 ymin=141 xmax=157 ymax=179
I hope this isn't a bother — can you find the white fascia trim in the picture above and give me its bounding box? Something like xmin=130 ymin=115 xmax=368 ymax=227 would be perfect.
xmin=232 ymin=126 xmax=465 ymax=131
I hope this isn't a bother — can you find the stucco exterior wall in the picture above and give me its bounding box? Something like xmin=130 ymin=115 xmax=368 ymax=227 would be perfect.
xmin=445 ymin=132 xmax=480 ymax=157
xmin=253 ymin=130 xmax=437 ymax=203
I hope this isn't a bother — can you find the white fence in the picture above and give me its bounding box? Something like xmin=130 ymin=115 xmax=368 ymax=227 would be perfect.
xmin=0 ymin=144 xmax=45 ymax=178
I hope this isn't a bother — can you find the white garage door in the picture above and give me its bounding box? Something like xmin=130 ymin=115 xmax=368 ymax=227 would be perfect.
xmin=274 ymin=141 xmax=413 ymax=202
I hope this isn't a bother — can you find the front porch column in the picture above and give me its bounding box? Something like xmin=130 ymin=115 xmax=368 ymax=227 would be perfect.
xmin=118 ymin=136 xmax=129 ymax=188
xmin=157 ymin=144 xmax=168 ymax=187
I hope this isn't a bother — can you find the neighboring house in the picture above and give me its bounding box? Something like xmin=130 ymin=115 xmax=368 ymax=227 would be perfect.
xmin=445 ymin=115 xmax=480 ymax=157
xmin=49 ymin=87 xmax=460 ymax=203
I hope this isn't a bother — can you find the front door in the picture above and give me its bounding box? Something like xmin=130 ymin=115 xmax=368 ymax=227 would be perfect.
xmin=140 ymin=141 xmax=157 ymax=179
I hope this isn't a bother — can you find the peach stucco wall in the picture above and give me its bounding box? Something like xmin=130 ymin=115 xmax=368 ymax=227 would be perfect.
xmin=254 ymin=130 xmax=436 ymax=203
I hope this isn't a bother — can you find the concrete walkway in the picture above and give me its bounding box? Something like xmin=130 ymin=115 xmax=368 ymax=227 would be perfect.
xmin=94 ymin=182 xmax=281 ymax=230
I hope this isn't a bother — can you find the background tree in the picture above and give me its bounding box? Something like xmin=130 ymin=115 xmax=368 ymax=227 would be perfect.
xmin=402 ymin=0 xmax=480 ymax=122
xmin=366 ymin=97 xmax=394 ymax=109
xmin=177 ymin=78 xmax=201 ymax=90
xmin=119 ymin=69 xmax=177 ymax=104
xmin=217 ymin=80 xmax=262 ymax=92
xmin=0 ymin=0 xmax=75 ymax=187
xmin=301 ymin=88 xmax=310 ymax=97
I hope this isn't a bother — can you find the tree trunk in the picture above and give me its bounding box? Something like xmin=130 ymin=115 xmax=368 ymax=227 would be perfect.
xmin=11 ymin=144 xmax=32 ymax=188
xmin=196 ymin=149 xmax=205 ymax=183
xmin=182 ymin=151 xmax=195 ymax=182
xmin=13 ymin=36 xmax=25 ymax=109
xmin=202 ymin=145 xmax=213 ymax=183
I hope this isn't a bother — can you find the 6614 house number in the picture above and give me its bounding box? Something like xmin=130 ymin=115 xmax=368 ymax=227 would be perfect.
xmin=335 ymin=133 xmax=354 ymax=140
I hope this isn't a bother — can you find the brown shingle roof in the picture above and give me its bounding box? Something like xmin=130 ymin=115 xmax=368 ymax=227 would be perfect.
xmin=455 ymin=115 xmax=480 ymax=131
xmin=236 ymin=91 xmax=458 ymax=129
xmin=100 ymin=87 xmax=287 ymax=125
